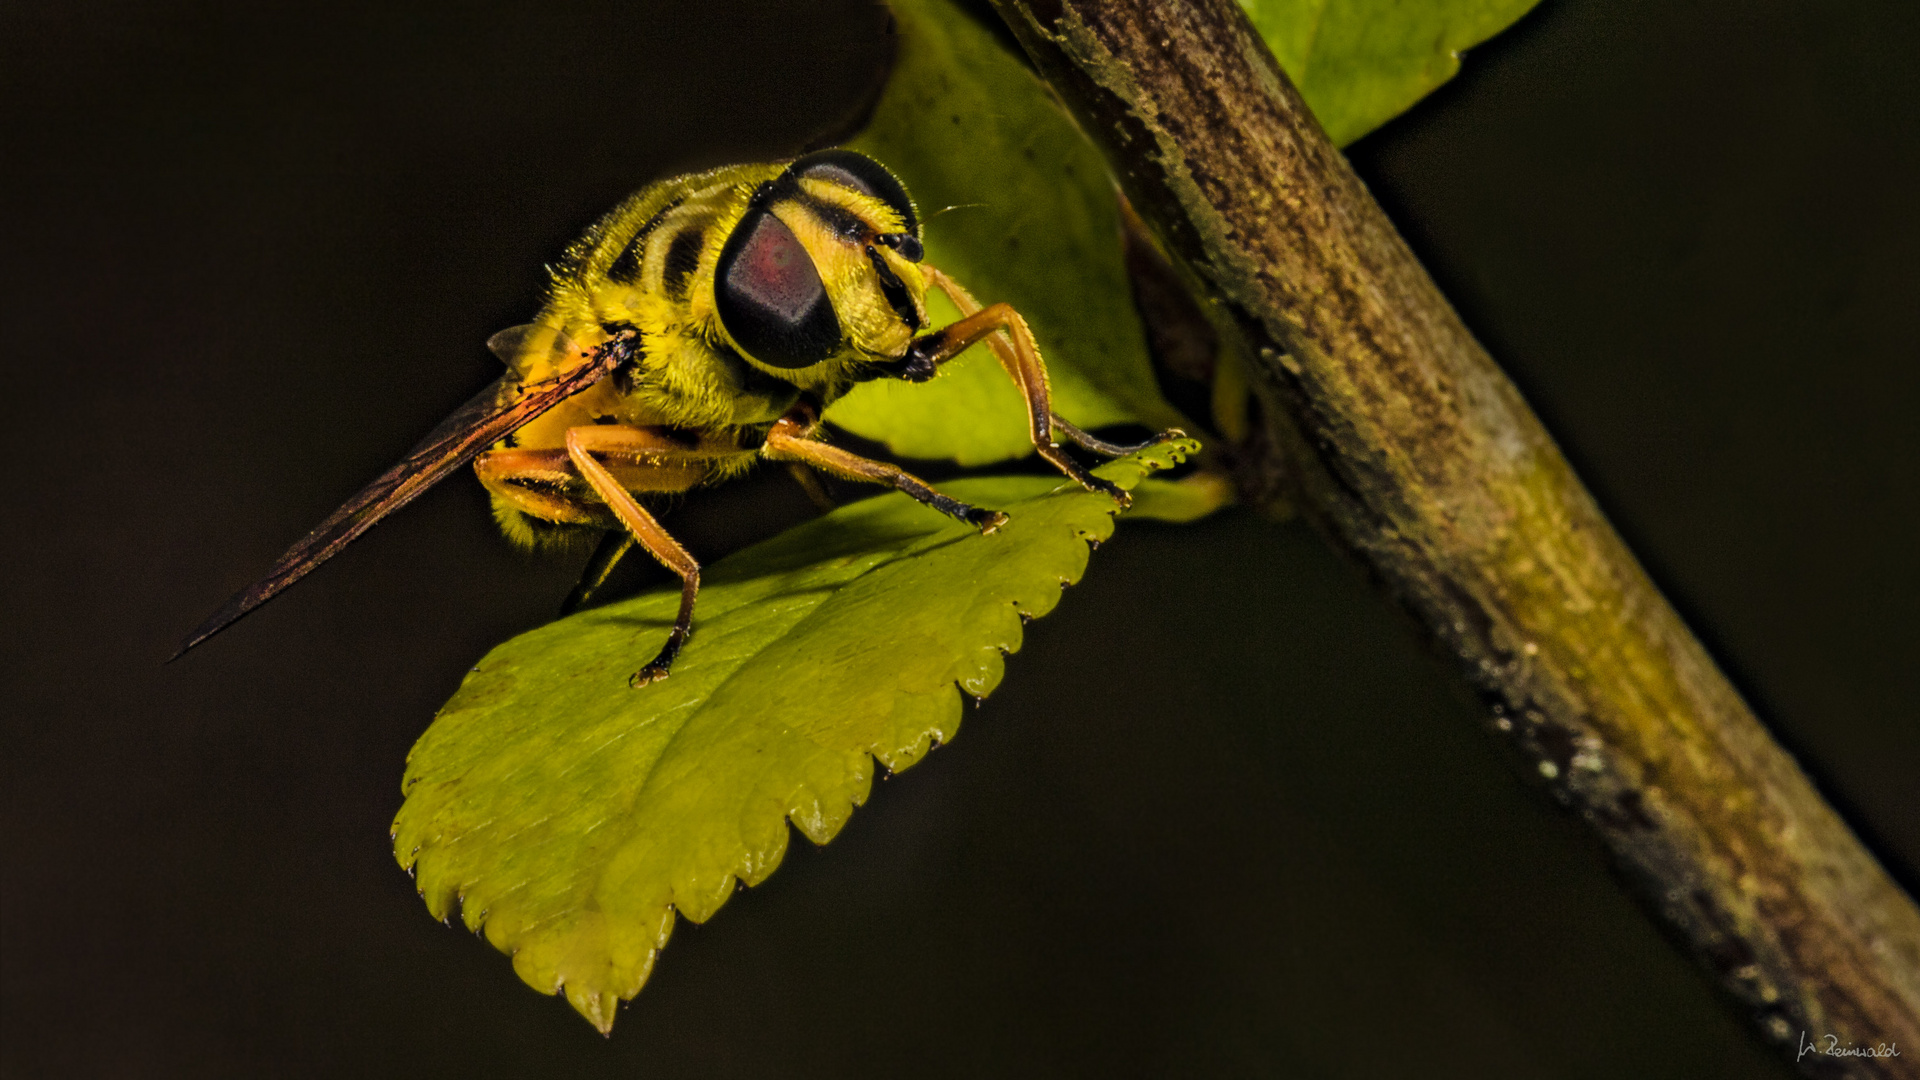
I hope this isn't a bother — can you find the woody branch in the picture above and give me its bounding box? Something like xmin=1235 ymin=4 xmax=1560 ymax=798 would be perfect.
xmin=981 ymin=0 xmax=1920 ymax=1075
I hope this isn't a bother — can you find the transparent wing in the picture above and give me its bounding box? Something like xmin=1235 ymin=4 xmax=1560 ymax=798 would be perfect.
xmin=174 ymin=337 xmax=626 ymax=658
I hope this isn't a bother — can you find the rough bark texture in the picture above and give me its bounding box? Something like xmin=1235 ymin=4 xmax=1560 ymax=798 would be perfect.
xmin=983 ymin=0 xmax=1920 ymax=1074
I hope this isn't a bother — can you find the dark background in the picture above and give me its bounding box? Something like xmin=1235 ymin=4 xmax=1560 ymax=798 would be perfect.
xmin=4 ymin=0 xmax=1915 ymax=1075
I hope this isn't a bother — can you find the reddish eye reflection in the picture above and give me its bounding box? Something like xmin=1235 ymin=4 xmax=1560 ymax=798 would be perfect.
xmin=727 ymin=211 xmax=825 ymax=321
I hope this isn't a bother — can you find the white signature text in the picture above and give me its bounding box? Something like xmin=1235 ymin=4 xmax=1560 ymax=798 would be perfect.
xmin=1797 ymin=1030 xmax=1901 ymax=1063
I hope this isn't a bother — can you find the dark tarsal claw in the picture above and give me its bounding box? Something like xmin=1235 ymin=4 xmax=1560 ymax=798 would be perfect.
xmin=629 ymin=628 xmax=691 ymax=689
xmin=969 ymin=508 xmax=1011 ymax=534
xmin=1086 ymin=475 xmax=1131 ymax=508
xmin=1042 ymin=443 xmax=1133 ymax=509
xmin=928 ymin=491 xmax=1007 ymax=533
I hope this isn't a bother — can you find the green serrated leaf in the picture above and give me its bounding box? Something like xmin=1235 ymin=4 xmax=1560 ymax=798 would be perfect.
xmin=392 ymin=439 xmax=1199 ymax=1031
xmin=827 ymin=0 xmax=1182 ymax=465
xmin=1239 ymin=0 xmax=1543 ymax=147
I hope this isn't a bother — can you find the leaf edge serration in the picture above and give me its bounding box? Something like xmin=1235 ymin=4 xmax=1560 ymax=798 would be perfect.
xmin=391 ymin=438 xmax=1197 ymax=1033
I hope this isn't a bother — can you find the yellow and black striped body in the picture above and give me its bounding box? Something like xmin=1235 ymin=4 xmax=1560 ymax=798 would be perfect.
xmin=481 ymin=158 xmax=931 ymax=547
xmin=176 ymin=149 xmax=1165 ymax=683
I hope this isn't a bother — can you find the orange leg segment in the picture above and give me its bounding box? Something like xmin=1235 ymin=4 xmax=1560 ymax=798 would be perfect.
xmin=559 ymin=426 xmax=710 ymax=687
xmin=913 ymin=265 xmax=1183 ymax=506
xmin=478 ymin=423 xmax=741 ymax=687
xmin=761 ymin=415 xmax=1008 ymax=533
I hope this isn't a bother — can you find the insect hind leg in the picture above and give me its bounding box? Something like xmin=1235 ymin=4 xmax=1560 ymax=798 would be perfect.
xmin=480 ymin=424 xmax=735 ymax=686
xmin=560 ymin=425 xmax=709 ymax=688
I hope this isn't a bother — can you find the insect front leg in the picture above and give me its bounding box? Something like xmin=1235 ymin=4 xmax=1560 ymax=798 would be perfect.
xmin=761 ymin=415 xmax=1008 ymax=533
xmin=911 ymin=265 xmax=1183 ymax=507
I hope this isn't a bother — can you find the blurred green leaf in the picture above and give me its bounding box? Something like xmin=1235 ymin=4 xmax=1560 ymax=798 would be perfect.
xmin=1125 ymin=469 xmax=1237 ymax=524
xmin=1238 ymin=0 xmax=1543 ymax=147
xmin=392 ymin=439 xmax=1200 ymax=1031
xmin=827 ymin=0 xmax=1183 ymax=465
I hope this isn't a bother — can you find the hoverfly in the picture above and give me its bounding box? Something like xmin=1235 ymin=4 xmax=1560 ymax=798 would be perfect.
xmin=178 ymin=150 xmax=1173 ymax=686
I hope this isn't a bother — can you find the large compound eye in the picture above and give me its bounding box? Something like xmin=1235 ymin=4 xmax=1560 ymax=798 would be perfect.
xmin=791 ymin=149 xmax=919 ymax=237
xmin=714 ymin=207 xmax=841 ymax=369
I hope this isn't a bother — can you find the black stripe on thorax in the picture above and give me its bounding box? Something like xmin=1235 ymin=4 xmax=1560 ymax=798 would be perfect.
xmin=606 ymin=195 xmax=686 ymax=285
xmin=661 ymin=224 xmax=705 ymax=297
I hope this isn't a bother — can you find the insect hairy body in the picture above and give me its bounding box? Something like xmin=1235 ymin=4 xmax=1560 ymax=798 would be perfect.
xmin=176 ymin=149 xmax=1176 ymax=687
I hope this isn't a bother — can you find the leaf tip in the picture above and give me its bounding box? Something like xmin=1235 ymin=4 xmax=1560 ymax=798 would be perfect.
xmin=564 ymin=982 xmax=620 ymax=1035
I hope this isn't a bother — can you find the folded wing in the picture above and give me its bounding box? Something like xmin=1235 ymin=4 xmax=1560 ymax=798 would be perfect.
xmin=173 ymin=334 xmax=629 ymax=658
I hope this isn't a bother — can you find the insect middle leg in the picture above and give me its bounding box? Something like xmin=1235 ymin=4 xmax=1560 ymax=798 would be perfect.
xmin=761 ymin=413 xmax=1008 ymax=533
xmin=475 ymin=425 xmax=730 ymax=687
xmin=915 ymin=265 xmax=1183 ymax=506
